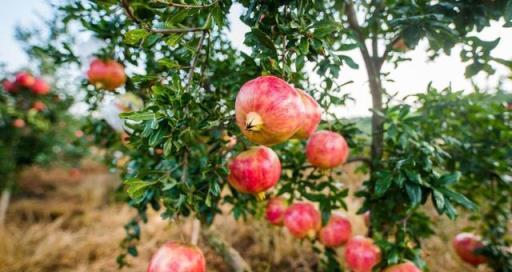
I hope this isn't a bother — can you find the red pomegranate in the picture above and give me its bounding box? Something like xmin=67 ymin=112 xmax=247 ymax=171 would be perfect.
xmin=75 ymin=130 xmax=85 ymax=138
xmin=344 ymin=236 xmax=381 ymax=272
xmin=382 ymin=261 xmax=421 ymax=272
xmin=319 ymin=213 xmax=352 ymax=248
xmin=453 ymin=233 xmax=487 ymax=266
xmin=15 ymin=72 xmax=35 ymax=88
xmin=31 ymin=78 xmax=50 ymax=95
xmin=147 ymin=241 xmax=206 ymax=272
xmin=228 ymin=146 xmax=281 ymax=199
xmin=2 ymin=80 xmax=17 ymax=93
xmin=293 ymin=89 xmax=321 ymax=139
xmin=235 ymin=76 xmax=305 ymax=145
xmin=306 ymin=130 xmax=349 ymax=169
xmin=13 ymin=118 xmax=26 ymax=128
xmin=283 ymin=202 xmax=321 ymax=239
xmin=265 ymin=196 xmax=288 ymax=226
xmin=87 ymin=58 xmax=126 ymax=90
xmin=32 ymin=101 xmax=46 ymax=112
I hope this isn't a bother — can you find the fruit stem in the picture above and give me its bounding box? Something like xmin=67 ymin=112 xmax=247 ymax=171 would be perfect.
xmin=306 ymin=229 xmax=317 ymax=240
xmin=255 ymin=192 xmax=266 ymax=201
xmin=245 ymin=112 xmax=263 ymax=132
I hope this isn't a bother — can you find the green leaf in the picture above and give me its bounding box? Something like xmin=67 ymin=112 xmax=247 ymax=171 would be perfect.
xmin=441 ymin=189 xmax=478 ymax=211
xmin=124 ymin=29 xmax=149 ymax=45
xmin=375 ymin=175 xmax=392 ymax=196
xmin=120 ymin=111 xmax=157 ymax=121
xmin=251 ymin=28 xmax=277 ymax=55
xmin=124 ymin=179 xmax=157 ymax=200
xmin=505 ymin=1 xmax=512 ymax=23
xmin=406 ymin=183 xmax=422 ymax=205
xmin=432 ymin=190 xmax=445 ymax=212
xmin=439 ymin=172 xmax=461 ymax=185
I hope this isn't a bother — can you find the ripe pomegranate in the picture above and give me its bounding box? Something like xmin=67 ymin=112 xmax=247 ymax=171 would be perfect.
xmin=2 ymin=80 xmax=17 ymax=93
xmin=292 ymin=89 xmax=321 ymax=139
xmin=265 ymin=196 xmax=288 ymax=226
xmin=147 ymin=241 xmax=206 ymax=272
xmin=382 ymin=261 xmax=421 ymax=272
xmin=32 ymin=101 xmax=46 ymax=112
xmin=235 ymin=76 xmax=305 ymax=145
xmin=319 ymin=213 xmax=352 ymax=248
xmin=453 ymin=233 xmax=487 ymax=266
xmin=228 ymin=146 xmax=281 ymax=199
xmin=13 ymin=118 xmax=26 ymax=128
xmin=75 ymin=130 xmax=85 ymax=138
xmin=283 ymin=202 xmax=321 ymax=239
xmin=155 ymin=148 xmax=164 ymax=155
xmin=15 ymin=72 xmax=35 ymax=88
xmin=306 ymin=130 xmax=349 ymax=169
xmin=344 ymin=236 xmax=381 ymax=272
xmin=87 ymin=58 xmax=126 ymax=90
xmin=31 ymin=78 xmax=50 ymax=95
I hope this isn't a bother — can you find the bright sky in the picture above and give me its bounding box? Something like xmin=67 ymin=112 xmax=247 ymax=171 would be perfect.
xmin=2 ymin=2 xmax=511 ymax=117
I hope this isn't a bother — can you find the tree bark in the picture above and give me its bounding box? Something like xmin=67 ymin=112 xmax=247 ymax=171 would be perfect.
xmin=0 ymin=189 xmax=11 ymax=227
xmin=202 ymin=227 xmax=252 ymax=272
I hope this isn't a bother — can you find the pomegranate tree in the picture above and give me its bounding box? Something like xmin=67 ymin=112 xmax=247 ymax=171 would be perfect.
xmin=283 ymin=202 xmax=321 ymax=239
xmin=452 ymin=233 xmax=487 ymax=266
xmin=228 ymin=146 xmax=281 ymax=198
xmin=344 ymin=236 xmax=381 ymax=272
xmin=235 ymin=76 xmax=305 ymax=146
xmin=293 ymin=89 xmax=321 ymax=139
xmin=265 ymin=196 xmax=288 ymax=226
xmin=87 ymin=59 xmax=126 ymax=90
xmin=306 ymin=130 xmax=350 ymax=169
xmin=383 ymin=261 xmax=421 ymax=272
xmin=319 ymin=213 xmax=352 ymax=248
xmin=147 ymin=241 xmax=206 ymax=272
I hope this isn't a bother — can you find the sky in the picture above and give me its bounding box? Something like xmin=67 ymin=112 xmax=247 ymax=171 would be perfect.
xmin=1 ymin=1 xmax=511 ymax=117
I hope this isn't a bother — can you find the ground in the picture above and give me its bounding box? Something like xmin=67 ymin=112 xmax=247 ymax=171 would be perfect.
xmin=0 ymin=161 xmax=491 ymax=272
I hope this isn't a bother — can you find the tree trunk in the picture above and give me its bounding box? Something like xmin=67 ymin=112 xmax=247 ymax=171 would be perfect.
xmin=0 ymin=189 xmax=11 ymax=227
xmin=202 ymin=227 xmax=252 ymax=272
xmin=190 ymin=219 xmax=201 ymax=246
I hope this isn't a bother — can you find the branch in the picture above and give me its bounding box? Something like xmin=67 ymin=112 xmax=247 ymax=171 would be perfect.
xmin=186 ymin=30 xmax=208 ymax=89
xmin=202 ymin=227 xmax=252 ymax=272
xmin=156 ymin=0 xmax=219 ymax=8
xmin=378 ymin=35 xmax=401 ymax=69
xmin=346 ymin=156 xmax=372 ymax=168
xmin=344 ymin=0 xmax=375 ymax=73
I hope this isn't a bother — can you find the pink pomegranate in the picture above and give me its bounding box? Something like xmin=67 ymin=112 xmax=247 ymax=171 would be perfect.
xmin=147 ymin=241 xmax=206 ymax=272
xmin=32 ymin=101 xmax=46 ymax=112
xmin=75 ymin=130 xmax=85 ymax=138
xmin=306 ymin=130 xmax=349 ymax=169
xmin=383 ymin=261 xmax=421 ymax=272
xmin=31 ymin=78 xmax=50 ymax=95
xmin=344 ymin=236 xmax=381 ymax=272
xmin=235 ymin=76 xmax=305 ymax=145
xmin=265 ymin=196 xmax=288 ymax=226
xmin=87 ymin=58 xmax=126 ymax=90
xmin=319 ymin=213 xmax=352 ymax=248
xmin=283 ymin=202 xmax=321 ymax=239
xmin=453 ymin=233 xmax=487 ymax=266
xmin=228 ymin=146 xmax=281 ymax=198
xmin=293 ymin=89 xmax=321 ymax=139
xmin=2 ymin=80 xmax=17 ymax=93
xmin=13 ymin=118 xmax=26 ymax=128
xmin=15 ymin=72 xmax=35 ymax=88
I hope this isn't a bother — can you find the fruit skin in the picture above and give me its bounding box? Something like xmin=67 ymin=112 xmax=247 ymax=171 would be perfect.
xmin=235 ymin=76 xmax=305 ymax=146
xmin=344 ymin=236 xmax=381 ymax=272
xmin=31 ymin=78 xmax=50 ymax=95
xmin=15 ymin=72 xmax=35 ymax=88
xmin=292 ymin=89 xmax=321 ymax=139
xmin=147 ymin=241 xmax=206 ymax=272
xmin=32 ymin=101 xmax=46 ymax=112
xmin=13 ymin=118 xmax=26 ymax=128
xmin=265 ymin=196 xmax=288 ymax=226
xmin=283 ymin=202 xmax=321 ymax=239
xmin=306 ymin=130 xmax=350 ymax=169
xmin=2 ymin=80 xmax=17 ymax=93
xmin=228 ymin=146 xmax=281 ymax=196
xmin=87 ymin=59 xmax=126 ymax=90
xmin=383 ymin=261 xmax=421 ymax=272
xmin=453 ymin=233 xmax=487 ymax=266
xmin=319 ymin=213 xmax=352 ymax=248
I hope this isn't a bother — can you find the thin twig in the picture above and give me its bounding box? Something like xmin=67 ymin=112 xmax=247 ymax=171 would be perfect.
xmin=378 ymin=35 xmax=401 ymax=69
xmin=186 ymin=30 xmax=208 ymax=89
xmin=156 ymin=0 xmax=219 ymax=9
xmin=346 ymin=156 xmax=372 ymax=169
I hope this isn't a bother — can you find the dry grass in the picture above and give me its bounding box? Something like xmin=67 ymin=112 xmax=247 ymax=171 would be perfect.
xmin=0 ymin=162 xmax=493 ymax=272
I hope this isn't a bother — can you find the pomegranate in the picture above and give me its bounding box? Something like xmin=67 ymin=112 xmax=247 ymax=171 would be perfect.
xmin=306 ymin=130 xmax=349 ymax=169
xmin=293 ymin=89 xmax=321 ymax=139
xmin=13 ymin=118 xmax=26 ymax=128
xmin=75 ymin=130 xmax=85 ymax=138
xmin=15 ymin=72 xmax=35 ymax=88
xmin=87 ymin=58 xmax=126 ymax=90
xmin=319 ymin=213 xmax=352 ymax=248
xmin=453 ymin=233 xmax=487 ymax=266
xmin=2 ymin=80 xmax=17 ymax=93
xmin=283 ymin=202 xmax=321 ymax=239
xmin=227 ymin=146 xmax=281 ymax=199
xmin=155 ymin=148 xmax=164 ymax=155
xmin=344 ymin=236 xmax=381 ymax=272
xmin=32 ymin=101 xmax=46 ymax=112
xmin=382 ymin=261 xmax=421 ymax=272
xmin=265 ymin=196 xmax=288 ymax=226
xmin=147 ymin=241 xmax=206 ymax=272
xmin=235 ymin=76 xmax=305 ymax=145
xmin=31 ymin=78 xmax=50 ymax=95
